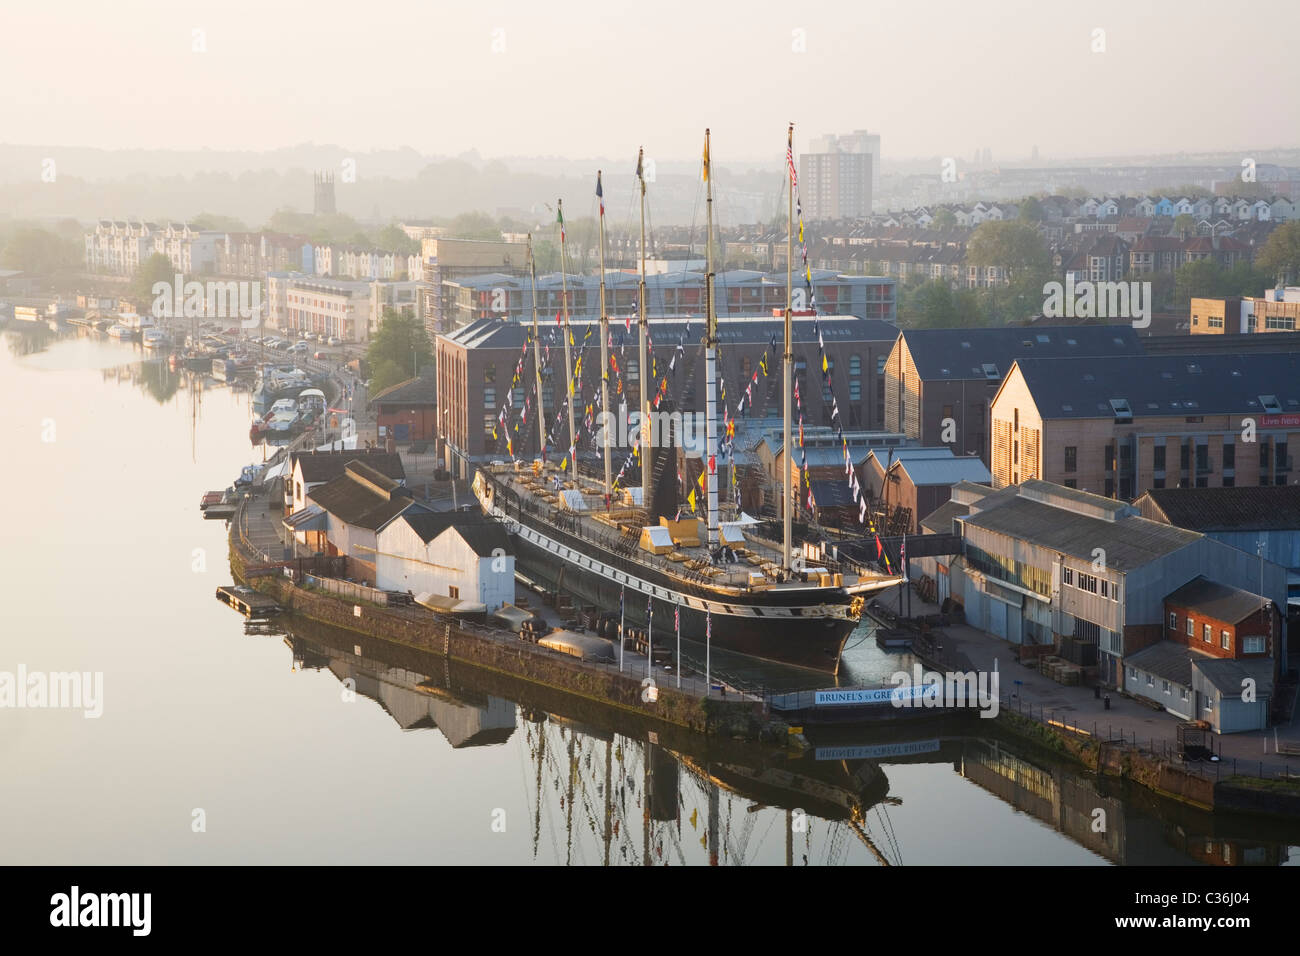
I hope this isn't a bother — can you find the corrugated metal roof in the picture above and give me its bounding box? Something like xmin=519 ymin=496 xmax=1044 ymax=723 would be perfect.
xmin=897 ymin=457 xmax=991 ymax=487
xmin=961 ymin=496 xmax=1201 ymax=569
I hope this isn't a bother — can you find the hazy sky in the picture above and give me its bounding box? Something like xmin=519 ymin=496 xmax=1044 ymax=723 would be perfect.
xmin=4 ymin=0 xmax=1298 ymax=164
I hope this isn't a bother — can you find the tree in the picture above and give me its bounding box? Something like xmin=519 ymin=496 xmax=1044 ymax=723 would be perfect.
xmin=1017 ymin=197 xmax=1044 ymax=223
xmin=130 ymin=253 xmax=181 ymax=304
xmin=0 ymin=227 xmax=81 ymax=276
xmin=931 ymin=209 xmax=957 ymax=230
xmin=375 ymin=224 xmax=418 ymax=255
xmin=1173 ymin=259 xmax=1224 ymax=307
xmin=191 ymin=213 xmax=249 ymax=233
xmin=1256 ymin=221 xmax=1300 ymax=284
xmin=447 ymin=211 xmax=503 ymax=241
xmin=1173 ymin=214 xmax=1196 ymax=237
xmin=966 ymin=221 xmax=1050 ymax=283
xmin=366 ymin=308 xmax=434 ymax=395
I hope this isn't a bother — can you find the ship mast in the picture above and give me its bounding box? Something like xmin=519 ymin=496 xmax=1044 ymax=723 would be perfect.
xmin=528 ymin=234 xmax=546 ymax=463
xmin=703 ymin=129 xmax=720 ymax=553
xmin=597 ymin=172 xmax=612 ymax=498
xmin=783 ymin=123 xmax=794 ymax=570
xmin=558 ymin=199 xmax=577 ymax=482
xmin=637 ymin=148 xmax=651 ymax=514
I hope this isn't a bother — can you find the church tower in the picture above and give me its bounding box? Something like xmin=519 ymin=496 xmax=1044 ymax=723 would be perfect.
xmin=313 ymin=171 xmax=336 ymax=216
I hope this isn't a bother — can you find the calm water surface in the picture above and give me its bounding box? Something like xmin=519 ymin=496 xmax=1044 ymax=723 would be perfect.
xmin=2 ymin=325 xmax=1295 ymax=865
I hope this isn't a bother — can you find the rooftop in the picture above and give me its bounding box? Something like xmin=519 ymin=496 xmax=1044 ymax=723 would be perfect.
xmin=1164 ymin=575 xmax=1270 ymax=623
xmin=898 ymin=325 xmax=1143 ymax=382
xmin=1137 ymin=486 xmax=1300 ymax=532
xmin=1010 ymin=352 xmax=1300 ymax=419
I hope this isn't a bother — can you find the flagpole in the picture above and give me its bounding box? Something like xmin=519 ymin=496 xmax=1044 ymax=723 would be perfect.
xmin=783 ymin=122 xmax=794 ymax=571
xmin=647 ymin=595 xmax=653 ymax=681
xmin=703 ymin=128 xmax=720 ymax=554
xmin=597 ymin=172 xmax=612 ymax=500
xmin=619 ymin=584 xmax=625 ymax=673
xmin=528 ymin=234 xmax=546 ymax=464
xmin=637 ymin=147 xmax=651 ymax=518
xmin=558 ymin=198 xmax=578 ymax=483
xmin=675 ymin=606 xmax=681 ymax=689
xmin=705 ymin=609 xmax=711 ymax=697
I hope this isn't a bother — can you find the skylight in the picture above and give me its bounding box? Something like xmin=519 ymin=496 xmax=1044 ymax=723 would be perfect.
xmin=1260 ymin=395 xmax=1282 ymax=413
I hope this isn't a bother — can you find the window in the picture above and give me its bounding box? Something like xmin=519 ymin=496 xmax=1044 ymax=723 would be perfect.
xmin=1064 ymin=446 xmax=1077 ymax=472
xmin=484 ymin=363 xmax=496 ymax=383
xmin=448 ymin=585 xmax=459 ymax=599
xmin=1221 ymin=629 xmax=1230 ymax=650
xmin=1146 ymin=674 xmax=1154 ymax=687
xmin=1169 ymin=612 xmax=1177 ymax=630
xmin=1063 ymin=567 xmax=1074 ymax=586
xmin=1064 ymin=479 xmax=1077 ymax=489
xmin=1243 ymin=636 xmax=1265 ymax=654
xmin=1100 ymin=580 xmax=1109 ymax=598
xmin=849 ymin=354 xmax=861 ymax=376
xmin=1203 ymin=623 xmax=1212 ymax=643
xmin=483 ymin=386 xmax=496 ymax=409
xmin=1180 ymin=444 xmax=1190 ymax=470
xmin=850 ymin=380 xmax=861 ymax=401
xmin=1187 ymin=616 xmax=1195 ymax=636
xmin=1261 ymin=442 xmax=1271 ymax=467
xmin=1104 ymin=443 xmax=1114 ymax=471
xmin=1153 ymin=445 xmax=1166 ymax=470
xmin=1162 ymin=680 xmax=1170 ymax=694
xmin=1128 ymin=667 xmax=1138 ymax=680
xmin=484 ymin=414 xmax=495 ymax=438
xmin=1223 ymin=444 xmax=1235 ymax=468
xmin=1104 ymin=478 xmax=1114 ymax=497
xmin=1077 ymin=573 xmax=1099 ymax=594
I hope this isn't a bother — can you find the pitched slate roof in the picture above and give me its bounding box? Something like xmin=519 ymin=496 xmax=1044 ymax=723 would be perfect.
xmin=292 ymin=448 xmax=405 ymax=484
xmin=1011 ymin=352 xmax=1300 ymax=419
xmin=1125 ymin=641 xmax=1200 ymax=687
xmin=899 ymin=325 xmax=1142 ymax=382
xmin=1194 ymin=657 xmax=1275 ymax=698
xmin=308 ymin=462 xmax=423 ymax=531
xmin=370 ymin=369 xmax=437 ymax=406
xmin=1137 ymin=486 xmax=1300 ymax=532
xmin=1164 ymin=575 xmax=1269 ymax=623
xmin=399 ymin=512 xmax=510 ymax=555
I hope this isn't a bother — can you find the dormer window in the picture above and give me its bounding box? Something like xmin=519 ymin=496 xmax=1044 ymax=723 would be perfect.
xmin=1260 ymin=395 xmax=1281 ymax=414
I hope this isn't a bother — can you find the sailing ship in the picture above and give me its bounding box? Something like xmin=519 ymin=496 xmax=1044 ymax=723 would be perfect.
xmin=473 ymin=128 xmax=901 ymax=674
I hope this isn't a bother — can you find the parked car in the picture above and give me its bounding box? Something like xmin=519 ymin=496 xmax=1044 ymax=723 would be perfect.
xmin=313 ymin=350 xmax=328 ymax=360
xmin=326 ymin=336 xmax=341 ymax=346
xmin=288 ymin=342 xmax=309 ymax=354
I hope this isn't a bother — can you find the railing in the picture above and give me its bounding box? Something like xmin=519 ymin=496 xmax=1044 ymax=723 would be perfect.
xmin=999 ymin=687 xmax=1300 ymax=783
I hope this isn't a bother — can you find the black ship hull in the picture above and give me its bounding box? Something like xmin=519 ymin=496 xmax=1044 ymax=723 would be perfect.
xmin=489 ymin=485 xmax=870 ymax=673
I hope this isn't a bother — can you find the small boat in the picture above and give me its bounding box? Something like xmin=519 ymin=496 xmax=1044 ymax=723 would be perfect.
xmin=106 ymin=324 xmax=132 ymax=339
xmin=142 ymin=328 xmax=168 ymax=349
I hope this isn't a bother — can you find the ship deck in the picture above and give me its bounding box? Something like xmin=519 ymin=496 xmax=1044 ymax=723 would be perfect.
xmin=480 ymin=462 xmax=899 ymax=598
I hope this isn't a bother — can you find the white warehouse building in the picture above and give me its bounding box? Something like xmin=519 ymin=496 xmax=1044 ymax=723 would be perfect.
xmin=375 ymin=513 xmax=514 ymax=613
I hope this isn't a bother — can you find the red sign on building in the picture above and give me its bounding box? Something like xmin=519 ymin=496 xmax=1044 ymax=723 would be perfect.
xmin=1260 ymin=414 xmax=1300 ymax=427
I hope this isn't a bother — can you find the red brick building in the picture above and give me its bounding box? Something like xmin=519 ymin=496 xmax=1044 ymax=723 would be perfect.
xmin=1164 ymin=576 xmax=1279 ymax=662
xmin=370 ymin=369 xmax=437 ymax=442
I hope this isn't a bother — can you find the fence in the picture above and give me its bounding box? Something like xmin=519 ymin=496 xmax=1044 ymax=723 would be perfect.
xmin=999 ymin=689 xmax=1300 ymax=783
xmin=303 ymin=573 xmax=394 ymax=607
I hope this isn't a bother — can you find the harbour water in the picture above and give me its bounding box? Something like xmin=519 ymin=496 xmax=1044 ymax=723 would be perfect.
xmin=2 ymin=325 xmax=1296 ymax=865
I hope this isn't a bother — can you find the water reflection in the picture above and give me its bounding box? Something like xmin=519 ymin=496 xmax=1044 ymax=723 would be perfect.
xmin=255 ymin=613 xmax=1298 ymax=866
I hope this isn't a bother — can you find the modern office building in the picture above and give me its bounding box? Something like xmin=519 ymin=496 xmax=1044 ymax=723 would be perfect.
xmin=989 ymin=353 xmax=1300 ymax=498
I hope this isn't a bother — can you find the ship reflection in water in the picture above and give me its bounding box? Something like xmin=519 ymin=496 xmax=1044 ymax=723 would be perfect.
xmin=260 ymin=617 xmax=1295 ymax=867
